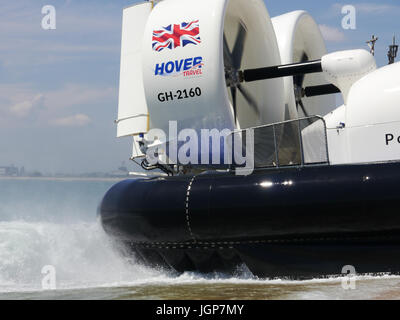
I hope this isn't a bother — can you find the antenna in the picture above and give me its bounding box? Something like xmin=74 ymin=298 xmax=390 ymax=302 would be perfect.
xmin=366 ymin=35 xmax=378 ymax=56
xmin=388 ymin=35 xmax=399 ymax=64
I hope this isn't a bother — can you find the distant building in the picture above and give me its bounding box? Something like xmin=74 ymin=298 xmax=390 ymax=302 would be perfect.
xmin=0 ymin=165 xmax=19 ymax=177
xmin=109 ymin=162 xmax=130 ymax=177
xmin=118 ymin=161 xmax=128 ymax=173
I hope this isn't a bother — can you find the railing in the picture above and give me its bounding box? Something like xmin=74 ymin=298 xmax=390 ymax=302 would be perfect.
xmin=229 ymin=116 xmax=329 ymax=169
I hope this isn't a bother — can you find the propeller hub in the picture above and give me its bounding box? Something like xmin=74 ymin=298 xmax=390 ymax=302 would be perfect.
xmin=225 ymin=67 xmax=243 ymax=88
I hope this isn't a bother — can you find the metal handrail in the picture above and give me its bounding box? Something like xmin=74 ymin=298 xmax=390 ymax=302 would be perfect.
xmin=230 ymin=115 xmax=326 ymax=133
xmin=228 ymin=115 xmax=330 ymax=169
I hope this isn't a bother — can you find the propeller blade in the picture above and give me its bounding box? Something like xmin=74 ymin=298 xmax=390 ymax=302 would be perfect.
xmin=293 ymin=53 xmax=308 ymax=94
xmin=232 ymin=24 xmax=247 ymax=70
xmin=294 ymin=73 xmax=305 ymax=90
xmin=223 ymin=34 xmax=234 ymax=68
xmin=298 ymin=99 xmax=310 ymax=119
xmin=294 ymin=53 xmax=312 ymax=125
xmin=238 ymin=84 xmax=260 ymax=116
xmin=230 ymin=87 xmax=237 ymax=122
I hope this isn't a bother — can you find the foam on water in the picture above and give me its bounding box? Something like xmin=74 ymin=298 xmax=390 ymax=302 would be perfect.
xmin=0 ymin=218 xmax=264 ymax=294
xmin=0 ymin=220 xmax=164 ymax=293
xmin=2 ymin=217 xmax=399 ymax=296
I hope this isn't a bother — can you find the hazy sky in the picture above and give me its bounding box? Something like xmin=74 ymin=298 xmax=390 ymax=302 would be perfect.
xmin=0 ymin=0 xmax=399 ymax=174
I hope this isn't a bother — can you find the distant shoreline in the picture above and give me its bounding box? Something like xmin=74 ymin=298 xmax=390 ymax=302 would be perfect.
xmin=0 ymin=176 xmax=130 ymax=182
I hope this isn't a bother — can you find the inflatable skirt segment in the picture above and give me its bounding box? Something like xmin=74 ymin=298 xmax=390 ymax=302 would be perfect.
xmin=99 ymin=162 xmax=400 ymax=279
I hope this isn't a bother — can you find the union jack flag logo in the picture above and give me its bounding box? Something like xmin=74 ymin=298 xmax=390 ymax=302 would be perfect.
xmin=152 ymin=20 xmax=201 ymax=52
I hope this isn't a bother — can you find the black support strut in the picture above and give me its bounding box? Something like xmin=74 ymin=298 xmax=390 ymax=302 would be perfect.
xmin=242 ymin=60 xmax=323 ymax=82
xmin=304 ymin=84 xmax=340 ymax=97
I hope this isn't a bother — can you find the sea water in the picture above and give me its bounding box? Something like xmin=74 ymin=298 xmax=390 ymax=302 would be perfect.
xmin=0 ymin=178 xmax=400 ymax=300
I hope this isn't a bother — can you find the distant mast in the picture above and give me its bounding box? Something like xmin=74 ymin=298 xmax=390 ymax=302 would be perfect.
xmin=388 ymin=35 xmax=399 ymax=64
xmin=366 ymin=35 xmax=378 ymax=56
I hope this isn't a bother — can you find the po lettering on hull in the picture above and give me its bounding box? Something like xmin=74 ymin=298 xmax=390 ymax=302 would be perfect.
xmin=385 ymin=133 xmax=400 ymax=146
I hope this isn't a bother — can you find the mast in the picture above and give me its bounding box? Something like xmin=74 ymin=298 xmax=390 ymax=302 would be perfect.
xmin=388 ymin=35 xmax=399 ymax=64
xmin=366 ymin=35 xmax=378 ymax=56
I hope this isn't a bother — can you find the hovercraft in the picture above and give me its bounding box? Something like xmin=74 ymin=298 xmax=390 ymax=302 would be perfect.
xmin=99 ymin=0 xmax=400 ymax=278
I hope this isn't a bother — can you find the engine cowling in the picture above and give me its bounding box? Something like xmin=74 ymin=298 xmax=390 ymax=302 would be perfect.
xmin=325 ymin=62 xmax=400 ymax=165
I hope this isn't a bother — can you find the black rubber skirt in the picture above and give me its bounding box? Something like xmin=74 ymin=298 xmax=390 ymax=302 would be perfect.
xmin=99 ymin=162 xmax=400 ymax=278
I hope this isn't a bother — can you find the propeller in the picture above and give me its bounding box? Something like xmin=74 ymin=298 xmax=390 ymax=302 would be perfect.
xmin=224 ymin=37 xmax=340 ymax=125
xmin=237 ymin=84 xmax=259 ymax=117
xmin=224 ymin=23 xmax=260 ymax=124
xmin=293 ymin=53 xmax=310 ymax=118
xmin=223 ymin=34 xmax=234 ymax=68
xmin=231 ymin=24 xmax=246 ymax=70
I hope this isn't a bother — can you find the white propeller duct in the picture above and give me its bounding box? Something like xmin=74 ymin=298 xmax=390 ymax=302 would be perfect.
xmin=141 ymin=0 xmax=285 ymax=137
xmin=272 ymin=11 xmax=336 ymax=120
